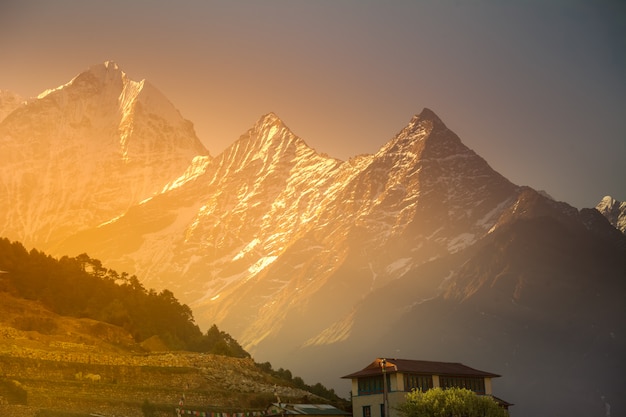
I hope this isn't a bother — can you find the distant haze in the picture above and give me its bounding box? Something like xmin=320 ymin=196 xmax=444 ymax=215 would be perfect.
xmin=1 ymin=0 xmax=625 ymax=208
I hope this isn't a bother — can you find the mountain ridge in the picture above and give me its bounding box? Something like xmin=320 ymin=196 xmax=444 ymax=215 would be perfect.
xmin=285 ymin=191 xmax=625 ymax=416
xmin=2 ymin=62 xmax=625 ymax=417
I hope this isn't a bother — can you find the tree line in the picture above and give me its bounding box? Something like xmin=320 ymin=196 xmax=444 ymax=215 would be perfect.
xmin=0 ymin=237 xmax=248 ymax=357
xmin=0 ymin=237 xmax=348 ymax=403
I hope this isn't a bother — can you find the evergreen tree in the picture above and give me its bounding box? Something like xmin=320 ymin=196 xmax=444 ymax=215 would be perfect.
xmin=0 ymin=238 xmax=251 ymax=357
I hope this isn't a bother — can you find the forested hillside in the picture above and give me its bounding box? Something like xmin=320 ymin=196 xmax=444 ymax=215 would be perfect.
xmin=0 ymin=239 xmax=349 ymax=416
xmin=0 ymin=237 xmax=247 ymax=357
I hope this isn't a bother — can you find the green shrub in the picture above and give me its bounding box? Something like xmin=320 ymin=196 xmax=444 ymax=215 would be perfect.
xmin=397 ymin=387 xmax=508 ymax=417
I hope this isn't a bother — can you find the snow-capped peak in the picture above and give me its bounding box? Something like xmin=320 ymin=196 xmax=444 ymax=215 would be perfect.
xmin=253 ymin=112 xmax=291 ymax=139
xmin=597 ymin=195 xmax=618 ymax=210
xmin=103 ymin=60 xmax=120 ymax=71
xmin=78 ymin=61 xmax=127 ymax=88
xmin=258 ymin=111 xmax=282 ymax=126
xmin=240 ymin=112 xmax=312 ymax=158
xmin=36 ymin=61 xmax=127 ymax=100
xmin=405 ymin=107 xmax=448 ymax=137
xmin=596 ymin=195 xmax=626 ymax=234
xmin=412 ymin=107 xmax=445 ymax=125
xmin=87 ymin=60 xmax=124 ymax=78
xmin=0 ymin=61 xmax=207 ymax=249
xmin=375 ymin=107 xmax=452 ymax=161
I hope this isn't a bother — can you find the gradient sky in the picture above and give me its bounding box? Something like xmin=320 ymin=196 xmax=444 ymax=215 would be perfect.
xmin=1 ymin=0 xmax=624 ymax=209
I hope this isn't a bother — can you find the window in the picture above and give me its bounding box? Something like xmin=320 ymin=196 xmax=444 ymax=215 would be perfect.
xmin=362 ymin=406 xmax=371 ymax=417
xmin=439 ymin=376 xmax=485 ymax=394
xmin=358 ymin=376 xmax=384 ymax=394
xmin=404 ymin=374 xmax=433 ymax=392
xmin=380 ymin=403 xmax=385 ymax=417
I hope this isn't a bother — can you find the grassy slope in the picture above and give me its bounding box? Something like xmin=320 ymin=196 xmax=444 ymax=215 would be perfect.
xmin=0 ymin=292 xmax=317 ymax=417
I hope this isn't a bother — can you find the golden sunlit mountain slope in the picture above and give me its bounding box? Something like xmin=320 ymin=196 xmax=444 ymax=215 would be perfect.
xmin=0 ymin=62 xmax=207 ymax=250
xmin=54 ymin=107 xmax=522 ymax=352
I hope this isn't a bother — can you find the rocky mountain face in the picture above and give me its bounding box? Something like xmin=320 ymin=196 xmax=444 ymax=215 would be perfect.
xmin=0 ymin=61 xmax=208 ymax=249
xmin=55 ymin=107 xmax=522 ymax=350
xmin=296 ymin=189 xmax=625 ymax=417
xmin=596 ymin=195 xmax=626 ymax=233
xmin=2 ymin=63 xmax=625 ymax=417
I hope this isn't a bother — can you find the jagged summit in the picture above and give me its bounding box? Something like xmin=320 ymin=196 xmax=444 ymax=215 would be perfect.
xmin=258 ymin=111 xmax=282 ymax=125
xmin=412 ymin=107 xmax=445 ymax=125
xmin=36 ymin=61 xmax=128 ymax=100
xmin=596 ymin=195 xmax=626 ymax=233
xmin=0 ymin=62 xmax=207 ymax=248
xmin=376 ymin=107 xmax=459 ymax=163
xmin=103 ymin=60 xmax=120 ymax=70
xmin=232 ymin=111 xmax=314 ymax=159
xmin=87 ymin=60 xmax=124 ymax=77
xmin=253 ymin=111 xmax=292 ymax=133
xmin=397 ymin=107 xmax=447 ymax=139
xmin=80 ymin=61 xmax=127 ymax=88
xmin=598 ymin=195 xmax=619 ymax=208
xmin=250 ymin=112 xmax=294 ymax=141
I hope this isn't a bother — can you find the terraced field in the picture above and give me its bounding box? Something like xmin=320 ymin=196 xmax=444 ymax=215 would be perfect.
xmin=0 ymin=294 xmax=314 ymax=416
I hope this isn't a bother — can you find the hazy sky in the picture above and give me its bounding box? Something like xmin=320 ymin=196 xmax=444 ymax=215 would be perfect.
xmin=1 ymin=0 xmax=624 ymax=208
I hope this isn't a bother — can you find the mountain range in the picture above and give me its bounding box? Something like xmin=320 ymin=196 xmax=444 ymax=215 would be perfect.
xmin=1 ymin=62 xmax=624 ymax=417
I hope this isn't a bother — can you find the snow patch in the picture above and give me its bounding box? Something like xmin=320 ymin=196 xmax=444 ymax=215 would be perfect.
xmin=447 ymin=233 xmax=475 ymax=252
xmin=233 ymin=238 xmax=261 ymax=261
xmin=368 ymin=262 xmax=378 ymax=289
xmin=267 ymin=125 xmax=279 ymax=139
xmin=161 ymin=155 xmax=211 ymax=192
xmin=386 ymin=257 xmax=412 ymax=275
xmin=248 ymin=256 xmax=278 ymax=275
xmin=476 ymin=197 xmax=514 ymax=229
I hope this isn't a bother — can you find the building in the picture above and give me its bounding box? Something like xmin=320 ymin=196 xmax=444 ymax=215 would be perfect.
xmin=342 ymin=358 xmax=511 ymax=417
xmin=266 ymin=403 xmax=351 ymax=417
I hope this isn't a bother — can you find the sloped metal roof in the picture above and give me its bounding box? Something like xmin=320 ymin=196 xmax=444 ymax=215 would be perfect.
xmin=341 ymin=358 xmax=500 ymax=379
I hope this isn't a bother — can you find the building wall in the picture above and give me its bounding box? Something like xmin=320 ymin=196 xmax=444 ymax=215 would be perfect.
xmin=351 ymin=392 xmax=407 ymax=417
xmin=350 ymin=373 xmax=494 ymax=417
xmin=350 ymin=378 xmax=407 ymax=417
xmin=484 ymin=377 xmax=493 ymax=395
xmin=391 ymin=372 xmax=403 ymax=392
